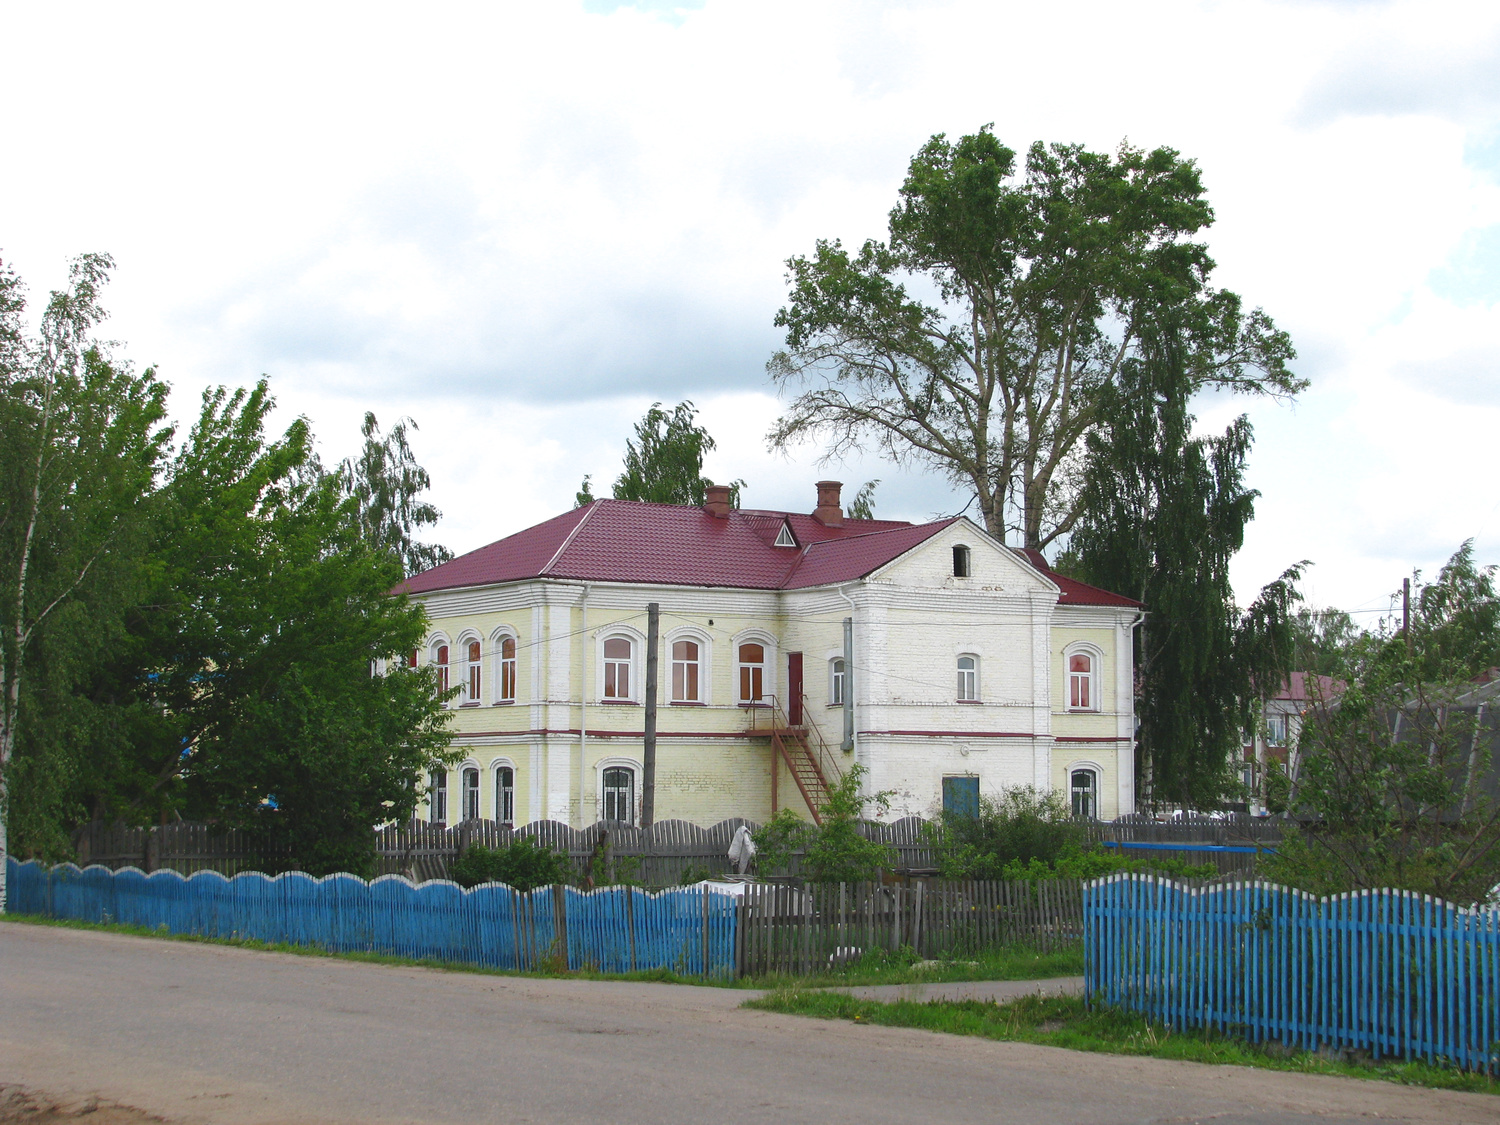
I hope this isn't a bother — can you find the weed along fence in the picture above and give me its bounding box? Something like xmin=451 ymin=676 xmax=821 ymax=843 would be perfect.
xmin=1083 ymin=875 xmax=1500 ymax=1074
xmin=5 ymin=859 xmax=738 ymax=977
xmin=739 ymin=879 xmax=1084 ymax=975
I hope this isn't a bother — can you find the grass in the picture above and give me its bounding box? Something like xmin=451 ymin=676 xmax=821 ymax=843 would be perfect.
xmin=0 ymin=912 xmax=1076 ymax=989
xmin=745 ymin=988 xmax=1500 ymax=1095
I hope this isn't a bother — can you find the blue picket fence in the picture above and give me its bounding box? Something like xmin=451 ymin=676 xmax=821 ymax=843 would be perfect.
xmin=5 ymin=858 xmax=738 ymax=977
xmin=1083 ymin=874 xmax=1500 ymax=1073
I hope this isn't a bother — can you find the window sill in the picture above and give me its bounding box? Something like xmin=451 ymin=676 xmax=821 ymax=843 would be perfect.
xmin=670 ymin=701 xmax=706 ymax=707
xmin=1065 ymin=708 xmax=1101 ymax=714
xmin=492 ymin=700 xmax=515 ymax=707
xmin=956 ymin=699 xmax=981 ymax=704
xmin=459 ymin=702 xmax=481 ymax=708
xmin=600 ymin=699 xmax=639 ymax=706
xmin=738 ymin=702 xmax=772 ymax=709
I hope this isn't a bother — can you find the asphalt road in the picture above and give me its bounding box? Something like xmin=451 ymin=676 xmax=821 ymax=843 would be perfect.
xmin=1 ymin=921 xmax=1495 ymax=1125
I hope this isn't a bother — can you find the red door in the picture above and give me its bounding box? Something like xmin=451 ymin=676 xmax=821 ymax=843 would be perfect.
xmin=788 ymin=652 xmax=803 ymax=725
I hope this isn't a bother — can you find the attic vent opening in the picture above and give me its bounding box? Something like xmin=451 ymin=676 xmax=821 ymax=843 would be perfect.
xmin=774 ymin=523 xmax=797 ymax=548
xmin=953 ymin=544 xmax=971 ymax=578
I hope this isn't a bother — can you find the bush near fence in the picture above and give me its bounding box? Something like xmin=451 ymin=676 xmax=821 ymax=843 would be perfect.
xmin=1084 ymin=874 xmax=1500 ymax=1075
xmin=5 ymin=858 xmax=737 ymax=978
xmin=73 ymin=814 xmax=1281 ymax=884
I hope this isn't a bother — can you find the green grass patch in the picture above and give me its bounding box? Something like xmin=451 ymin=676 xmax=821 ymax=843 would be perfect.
xmin=740 ymin=942 xmax=1082 ymax=989
xmin=744 ymin=989 xmax=1500 ymax=1095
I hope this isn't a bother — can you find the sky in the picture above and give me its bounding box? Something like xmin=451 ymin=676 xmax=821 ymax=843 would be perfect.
xmin=2 ymin=0 xmax=1498 ymax=621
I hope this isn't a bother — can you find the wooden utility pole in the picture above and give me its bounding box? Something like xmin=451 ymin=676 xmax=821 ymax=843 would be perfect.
xmin=1403 ymin=577 xmax=1413 ymax=660
xmin=642 ymin=602 xmax=659 ymax=827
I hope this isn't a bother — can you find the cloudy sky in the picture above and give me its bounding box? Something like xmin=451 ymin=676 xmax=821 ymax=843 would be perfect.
xmin=3 ymin=0 xmax=1498 ymax=620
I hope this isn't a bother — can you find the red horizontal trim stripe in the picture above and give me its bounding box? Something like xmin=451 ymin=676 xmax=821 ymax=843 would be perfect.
xmin=1053 ymin=736 xmax=1133 ymax=743
xmin=860 ymin=730 xmax=1037 ymax=739
xmin=456 ymin=728 xmax=765 ymax=740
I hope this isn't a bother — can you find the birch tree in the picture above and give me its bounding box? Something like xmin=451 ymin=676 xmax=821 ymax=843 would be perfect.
xmin=0 ymin=254 xmax=170 ymax=908
xmin=768 ymin=128 xmax=1303 ymax=548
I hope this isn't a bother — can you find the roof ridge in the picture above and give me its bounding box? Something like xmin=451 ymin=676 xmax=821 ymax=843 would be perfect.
xmin=541 ymin=501 xmax=599 ymax=575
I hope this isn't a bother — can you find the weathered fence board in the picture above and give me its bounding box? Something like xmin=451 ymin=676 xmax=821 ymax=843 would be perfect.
xmin=1084 ymin=875 xmax=1500 ymax=1074
xmin=6 ymin=858 xmax=737 ymax=978
xmin=70 ymin=814 xmax=1282 ymax=884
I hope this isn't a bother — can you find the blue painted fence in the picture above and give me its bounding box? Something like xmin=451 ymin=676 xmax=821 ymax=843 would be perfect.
xmin=5 ymin=858 xmax=738 ymax=977
xmin=1084 ymin=874 xmax=1500 ymax=1073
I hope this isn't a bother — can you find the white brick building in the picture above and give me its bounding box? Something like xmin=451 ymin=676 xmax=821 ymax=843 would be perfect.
xmin=399 ymin=482 xmax=1141 ymax=827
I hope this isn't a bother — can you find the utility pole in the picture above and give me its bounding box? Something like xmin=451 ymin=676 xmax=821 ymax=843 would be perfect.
xmin=642 ymin=602 xmax=659 ymax=827
xmin=1403 ymin=577 xmax=1413 ymax=661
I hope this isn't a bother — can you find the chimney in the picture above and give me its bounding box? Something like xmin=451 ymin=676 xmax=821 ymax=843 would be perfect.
xmin=704 ymin=483 xmax=732 ymax=519
xmin=812 ymin=480 xmax=844 ymax=527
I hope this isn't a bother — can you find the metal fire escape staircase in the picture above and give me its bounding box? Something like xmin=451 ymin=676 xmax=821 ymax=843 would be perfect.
xmin=751 ymin=695 xmax=843 ymax=825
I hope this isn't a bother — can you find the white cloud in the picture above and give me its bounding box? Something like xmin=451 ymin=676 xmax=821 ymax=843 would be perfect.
xmin=2 ymin=0 xmax=1498 ymax=610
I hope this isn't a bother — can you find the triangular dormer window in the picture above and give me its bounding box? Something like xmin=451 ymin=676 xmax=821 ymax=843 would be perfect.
xmin=774 ymin=522 xmax=798 ymax=548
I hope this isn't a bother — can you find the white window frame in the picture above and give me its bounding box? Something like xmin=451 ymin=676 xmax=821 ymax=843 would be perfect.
xmin=428 ymin=635 xmax=452 ymax=703
xmin=458 ymin=634 xmax=483 ymax=705
xmin=460 ymin=761 xmax=481 ymax=820
xmin=492 ymin=628 xmax=519 ymax=704
xmin=492 ymin=758 xmax=517 ymax=825
xmin=733 ymin=630 xmax=776 ymax=706
xmin=1067 ymin=761 xmax=1103 ymax=820
xmin=595 ymin=756 xmax=642 ymax=826
xmin=829 ymin=657 xmax=846 ymax=706
xmin=956 ymin=653 xmax=980 ymax=702
xmin=1064 ymin=643 xmax=1103 ymax=712
xmin=598 ymin=627 xmax=645 ymax=703
xmin=427 ymin=767 xmax=448 ymax=825
xmin=666 ymin=627 xmax=711 ymax=705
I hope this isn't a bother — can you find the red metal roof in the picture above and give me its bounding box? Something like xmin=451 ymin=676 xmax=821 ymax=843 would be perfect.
xmin=398 ymin=500 xmax=1137 ymax=607
xmin=1013 ymin=548 xmax=1143 ymax=608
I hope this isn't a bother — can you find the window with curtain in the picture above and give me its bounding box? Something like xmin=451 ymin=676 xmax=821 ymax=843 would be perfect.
xmin=603 ymin=637 xmax=632 ymax=699
xmin=465 ymin=640 xmax=482 ymax=703
xmin=671 ymin=639 xmax=701 ymax=703
xmin=435 ymin=645 xmax=450 ymax=697
xmin=1068 ymin=653 xmax=1094 ymax=710
xmin=738 ymin=642 xmax=765 ymax=703
xmin=498 ymin=635 xmax=517 ymax=702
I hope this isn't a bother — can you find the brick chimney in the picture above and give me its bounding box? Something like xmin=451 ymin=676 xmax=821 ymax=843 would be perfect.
xmin=812 ymin=480 xmax=844 ymax=527
xmin=704 ymin=483 xmax=732 ymax=519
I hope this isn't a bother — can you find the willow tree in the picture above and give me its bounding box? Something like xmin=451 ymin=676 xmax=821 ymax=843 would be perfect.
xmin=768 ymin=128 xmax=1302 ymax=548
xmin=1066 ymin=313 xmax=1303 ymax=810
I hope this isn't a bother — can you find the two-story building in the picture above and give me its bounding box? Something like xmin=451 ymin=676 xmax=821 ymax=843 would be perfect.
xmin=397 ymin=482 xmax=1142 ymax=827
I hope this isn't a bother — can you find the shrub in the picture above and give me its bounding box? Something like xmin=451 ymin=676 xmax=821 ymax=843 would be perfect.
xmin=926 ymin=786 xmax=1087 ymax=880
xmin=447 ymin=837 xmax=573 ymax=891
xmin=750 ymin=763 xmax=896 ymax=883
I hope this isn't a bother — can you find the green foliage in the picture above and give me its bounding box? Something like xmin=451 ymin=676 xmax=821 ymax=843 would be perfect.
xmin=750 ymin=763 xmax=895 ymax=883
xmin=611 ymin=400 xmax=742 ymax=507
xmin=768 ymin=127 xmax=1300 ymax=548
xmin=848 ymin=480 xmax=879 ymax=520
xmin=449 ymin=838 xmax=574 ymax=891
xmin=998 ymin=847 xmax=1217 ymax=883
xmin=0 ymin=255 xmax=457 ymax=881
xmin=926 ymin=786 xmax=1086 ymax=880
xmin=333 ymin=412 xmax=452 ymax=578
xmin=1069 ymin=312 xmax=1305 ymax=810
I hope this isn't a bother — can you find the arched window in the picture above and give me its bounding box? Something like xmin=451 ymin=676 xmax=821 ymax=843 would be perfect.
xmin=1070 ymin=768 xmax=1097 ymax=819
xmin=434 ymin=644 xmax=450 ymax=697
xmin=465 ymin=640 xmax=482 ymax=703
xmin=671 ymin=639 xmax=701 ymax=703
xmin=738 ymin=642 xmax=766 ymax=704
xmin=957 ymin=654 xmax=979 ymax=702
xmin=1068 ymin=653 xmax=1095 ymax=710
xmin=952 ymin=544 xmax=971 ymax=578
xmin=428 ymin=769 xmax=447 ymax=825
xmin=829 ymin=658 xmax=846 ymax=705
xmin=603 ymin=637 xmax=633 ymax=700
xmin=497 ymin=635 xmax=517 ymax=703
xmin=462 ymin=766 xmax=480 ymax=820
xmin=494 ymin=766 xmax=515 ymax=825
xmin=603 ymin=766 xmax=635 ymax=825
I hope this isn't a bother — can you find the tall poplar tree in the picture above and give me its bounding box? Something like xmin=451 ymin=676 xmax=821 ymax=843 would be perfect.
xmin=1067 ymin=312 xmax=1302 ymax=810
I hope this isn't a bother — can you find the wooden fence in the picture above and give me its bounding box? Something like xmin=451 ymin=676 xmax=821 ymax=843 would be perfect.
xmin=5 ymin=858 xmax=737 ymax=977
xmin=72 ymin=814 xmax=1282 ymax=884
xmin=1084 ymin=875 xmax=1500 ymax=1074
xmin=738 ymin=879 xmax=1084 ymax=975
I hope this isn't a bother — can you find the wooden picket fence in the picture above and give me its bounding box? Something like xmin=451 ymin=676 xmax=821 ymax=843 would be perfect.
xmin=1084 ymin=875 xmax=1500 ymax=1074
xmin=6 ymin=858 xmax=737 ymax=977
xmin=72 ymin=814 xmax=1281 ymax=884
xmin=737 ymin=879 xmax=1084 ymax=975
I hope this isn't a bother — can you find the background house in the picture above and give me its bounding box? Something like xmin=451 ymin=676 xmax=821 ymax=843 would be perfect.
xmin=397 ymin=482 xmax=1142 ymax=828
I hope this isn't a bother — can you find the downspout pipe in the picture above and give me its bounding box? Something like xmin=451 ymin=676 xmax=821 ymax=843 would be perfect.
xmin=837 ymin=585 xmax=856 ymax=755
xmin=579 ymin=583 xmax=590 ymax=827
